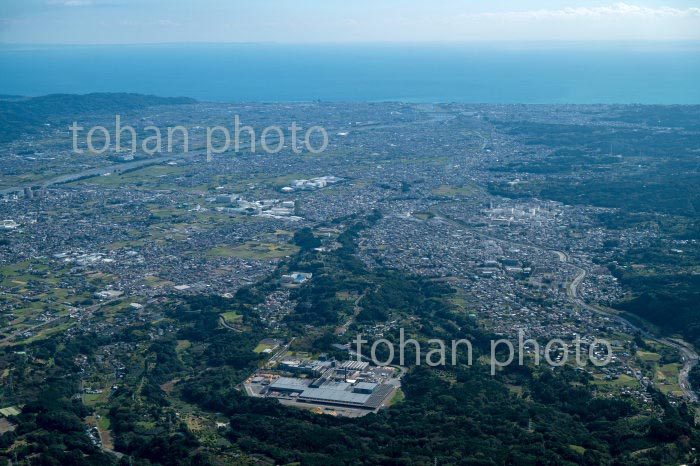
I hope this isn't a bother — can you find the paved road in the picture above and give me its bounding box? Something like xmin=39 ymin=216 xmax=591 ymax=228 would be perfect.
xmin=437 ymin=212 xmax=699 ymax=402
xmin=0 ymin=315 xmax=69 ymax=344
xmin=265 ymin=337 xmax=295 ymax=369
xmin=335 ymin=287 xmax=378 ymax=336
xmin=567 ymin=267 xmax=698 ymax=402
xmin=1 ymin=107 xmax=453 ymax=197
xmin=218 ymin=315 xmax=242 ymax=332
xmin=0 ymin=298 xmax=121 ymax=345
xmin=335 ymin=292 xmax=366 ymax=336
xmin=0 ymin=150 xmax=203 ymax=196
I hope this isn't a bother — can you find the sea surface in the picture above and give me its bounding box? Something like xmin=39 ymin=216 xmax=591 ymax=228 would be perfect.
xmin=1 ymin=42 xmax=699 ymax=104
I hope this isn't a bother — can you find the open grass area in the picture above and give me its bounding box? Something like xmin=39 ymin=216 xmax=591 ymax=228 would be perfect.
xmin=0 ymin=418 xmax=15 ymax=435
xmin=637 ymin=350 xmax=662 ymax=362
xmin=176 ymin=340 xmax=192 ymax=353
xmin=593 ymin=373 xmax=637 ymax=389
xmin=221 ymin=311 xmax=242 ymax=324
xmin=75 ymin=164 xmax=191 ymax=189
xmin=411 ymin=211 xmax=434 ymax=220
xmin=659 ymin=363 xmax=681 ymax=379
xmin=505 ymin=384 xmax=524 ymax=396
xmin=206 ymin=246 xmax=239 ymax=258
xmin=208 ymin=242 xmax=299 ymax=260
xmin=433 ymin=184 xmax=476 ymax=197
xmin=569 ymin=445 xmax=586 ymax=455
xmin=19 ymin=322 xmax=74 ymax=345
xmin=335 ymin=291 xmax=358 ymax=301
xmin=650 ymin=362 xmax=682 ymax=395
xmin=98 ymin=415 xmax=111 ymax=431
xmin=83 ymin=393 xmax=102 ymax=406
xmin=388 ymin=388 xmax=405 ymax=406
xmin=448 ymin=296 xmax=469 ymax=310
xmin=253 ymin=343 xmax=273 ymax=353
xmin=612 ymin=374 xmax=637 ymax=386
xmin=655 ymin=363 xmax=680 ymax=383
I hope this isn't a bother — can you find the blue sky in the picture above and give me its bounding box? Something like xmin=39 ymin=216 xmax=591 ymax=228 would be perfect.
xmin=1 ymin=0 xmax=700 ymax=44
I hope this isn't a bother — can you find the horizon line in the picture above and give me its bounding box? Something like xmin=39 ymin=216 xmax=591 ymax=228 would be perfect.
xmin=2 ymin=39 xmax=700 ymax=47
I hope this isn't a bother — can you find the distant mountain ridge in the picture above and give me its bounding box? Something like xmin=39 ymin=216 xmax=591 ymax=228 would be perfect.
xmin=0 ymin=92 xmax=196 ymax=143
xmin=0 ymin=94 xmax=25 ymax=101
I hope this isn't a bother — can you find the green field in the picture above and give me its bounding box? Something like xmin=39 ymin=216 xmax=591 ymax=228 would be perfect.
xmin=569 ymin=445 xmax=586 ymax=455
xmin=74 ymin=164 xmax=190 ymax=189
xmin=208 ymin=242 xmax=299 ymax=260
xmin=388 ymin=389 xmax=405 ymax=405
xmin=433 ymin=184 xmax=476 ymax=197
xmin=84 ymin=393 xmax=100 ymax=403
xmin=220 ymin=312 xmax=243 ymax=324
xmin=593 ymin=373 xmax=637 ymax=388
xmin=637 ymin=350 xmax=662 ymax=362
xmin=253 ymin=344 xmax=274 ymax=353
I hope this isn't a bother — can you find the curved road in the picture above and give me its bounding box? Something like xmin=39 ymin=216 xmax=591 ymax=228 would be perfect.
xmin=567 ymin=267 xmax=698 ymax=402
xmin=1 ymin=106 xmax=455 ymax=197
xmin=437 ymin=212 xmax=699 ymax=402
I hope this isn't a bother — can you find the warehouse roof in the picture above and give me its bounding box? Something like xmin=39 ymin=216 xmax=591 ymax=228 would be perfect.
xmin=354 ymin=382 xmax=378 ymax=392
xmin=269 ymin=377 xmax=310 ymax=392
xmin=299 ymin=387 xmax=371 ymax=405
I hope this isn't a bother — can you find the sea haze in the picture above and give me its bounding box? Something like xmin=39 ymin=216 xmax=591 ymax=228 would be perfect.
xmin=1 ymin=42 xmax=699 ymax=103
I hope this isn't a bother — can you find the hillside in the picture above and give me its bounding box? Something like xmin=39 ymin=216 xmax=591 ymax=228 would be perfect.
xmin=0 ymin=93 xmax=196 ymax=143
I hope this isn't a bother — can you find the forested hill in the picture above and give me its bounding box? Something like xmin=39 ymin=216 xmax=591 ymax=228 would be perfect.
xmin=0 ymin=93 xmax=196 ymax=143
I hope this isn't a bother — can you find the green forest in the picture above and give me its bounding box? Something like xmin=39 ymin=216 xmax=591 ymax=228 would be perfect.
xmin=2 ymin=213 xmax=700 ymax=465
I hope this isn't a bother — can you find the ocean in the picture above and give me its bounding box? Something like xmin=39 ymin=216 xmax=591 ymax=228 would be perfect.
xmin=1 ymin=42 xmax=699 ymax=104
